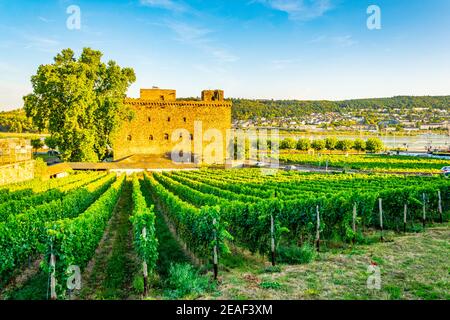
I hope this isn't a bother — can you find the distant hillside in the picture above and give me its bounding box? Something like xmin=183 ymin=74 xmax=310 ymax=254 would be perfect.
xmin=0 ymin=109 xmax=37 ymax=133
xmin=232 ymin=96 xmax=450 ymax=120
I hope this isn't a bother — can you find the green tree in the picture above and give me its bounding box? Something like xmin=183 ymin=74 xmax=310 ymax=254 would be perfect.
xmin=311 ymin=139 xmax=326 ymax=151
xmin=44 ymin=136 xmax=58 ymax=151
xmin=353 ymin=139 xmax=366 ymax=152
xmin=366 ymin=138 xmax=384 ymax=153
xmin=325 ymin=137 xmax=338 ymax=150
xmin=280 ymin=138 xmax=296 ymax=150
xmin=23 ymin=48 xmax=136 ymax=162
xmin=336 ymin=139 xmax=354 ymax=151
xmin=31 ymin=138 xmax=43 ymax=153
xmin=296 ymin=138 xmax=311 ymax=151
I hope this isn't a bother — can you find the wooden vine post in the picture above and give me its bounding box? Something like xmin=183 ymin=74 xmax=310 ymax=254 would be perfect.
xmin=142 ymin=227 xmax=148 ymax=296
xmin=213 ymin=218 xmax=219 ymax=279
xmin=403 ymin=203 xmax=407 ymax=233
xmin=378 ymin=198 xmax=384 ymax=241
xmin=352 ymin=203 xmax=357 ymax=244
xmin=438 ymin=191 xmax=443 ymax=223
xmin=316 ymin=205 xmax=320 ymax=252
xmin=49 ymin=244 xmax=57 ymax=300
xmin=270 ymin=191 xmax=277 ymax=266
xmin=270 ymin=214 xmax=276 ymax=266
xmin=422 ymin=193 xmax=426 ymax=230
xmin=325 ymin=159 xmax=329 ymax=173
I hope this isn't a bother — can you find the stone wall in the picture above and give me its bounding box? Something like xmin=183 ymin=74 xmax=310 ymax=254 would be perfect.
xmin=113 ymin=89 xmax=232 ymax=163
xmin=0 ymin=160 xmax=35 ymax=186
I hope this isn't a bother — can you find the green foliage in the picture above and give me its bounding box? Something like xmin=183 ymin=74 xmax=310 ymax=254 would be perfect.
xmin=0 ymin=173 xmax=114 ymax=281
xmin=231 ymin=96 xmax=450 ymax=121
xmin=164 ymin=263 xmax=214 ymax=299
xmin=311 ymin=139 xmax=326 ymax=151
xmin=366 ymin=138 xmax=384 ymax=153
xmin=143 ymin=173 xmax=232 ymax=260
xmin=259 ymin=281 xmax=283 ymax=290
xmin=336 ymin=139 xmax=354 ymax=151
xmin=296 ymin=138 xmax=311 ymax=151
xmin=325 ymin=137 xmax=338 ymax=150
xmin=44 ymin=136 xmax=58 ymax=150
xmin=280 ymin=138 xmax=296 ymax=150
xmin=33 ymin=158 xmax=48 ymax=178
xmin=130 ymin=176 xmax=158 ymax=276
xmin=30 ymin=138 xmax=43 ymax=151
xmin=133 ymin=275 xmax=145 ymax=294
xmin=277 ymin=243 xmax=317 ymax=264
xmin=23 ymin=48 xmax=136 ymax=162
xmin=279 ymin=154 xmax=447 ymax=173
xmin=353 ymin=139 xmax=366 ymax=151
xmin=0 ymin=109 xmax=37 ymax=133
xmin=45 ymin=175 xmax=125 ymax=296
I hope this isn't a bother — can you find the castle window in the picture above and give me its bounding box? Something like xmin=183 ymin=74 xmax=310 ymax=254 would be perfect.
xmin=164 ymin=133 xmax=169 ymax=140
xmin=179 ymin=133 xmax=183 ymax=139
xmin=148 ymin=117 xmax=151 ymax=122
xmin=127 ymin=135 xmax=132 ymax=141
xmin=149 ymin=135 xmax=154 ymax=141
xmin=190 ymin=134 xmax=193 ymax=140
xmin=183 ymin=117 xmax=187 ymax=123
xmin=167 ymin=117 xmax=171 ymax=122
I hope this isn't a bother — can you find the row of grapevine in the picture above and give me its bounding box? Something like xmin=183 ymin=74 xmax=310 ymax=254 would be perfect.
xmin=0 ymin=173 xmax=116 ymax=281
xmin=150 ymin=170 xmax=450 ymax=257
xmin=143 ymin=173 xmax=232 ymax=262
xmin=130 ymin=176 xmax=158 ymax=293
xmin=0 ymin=172 xmax=99 ymax=203
xmin=278 ymin=154 xmax=448 ymax=173
xmin=0 ymin=172 xmax=105 ymax=222
xmin=45 ymin=175 xmax=126 ymax=297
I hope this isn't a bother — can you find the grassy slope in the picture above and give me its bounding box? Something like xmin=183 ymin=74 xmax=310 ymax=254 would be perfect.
xmin=205 ymin=225 xmax=449 ymax=300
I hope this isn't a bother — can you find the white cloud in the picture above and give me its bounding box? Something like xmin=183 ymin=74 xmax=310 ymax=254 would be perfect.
xmin=140 ymin=0 xmax=188 ymax=13
xmin=165 ymin=21 xmax=238 ymax=63
xmin=255 ymin=0 xmax=333 ymax=21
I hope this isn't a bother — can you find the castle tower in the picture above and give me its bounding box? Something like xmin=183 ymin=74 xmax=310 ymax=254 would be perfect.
xmin=113 ymin=88 xmax=232 ymax=163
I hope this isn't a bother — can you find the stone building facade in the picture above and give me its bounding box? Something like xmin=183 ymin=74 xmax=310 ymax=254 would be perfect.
xmin=113 ymin=88 xmax=232 ymax=163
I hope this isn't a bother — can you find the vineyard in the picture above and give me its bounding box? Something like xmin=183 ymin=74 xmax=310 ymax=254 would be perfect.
xmin=278 ymin=153 xmax=450 ymax=173
xmin=0 ymin=169 xmax=449 ymax=300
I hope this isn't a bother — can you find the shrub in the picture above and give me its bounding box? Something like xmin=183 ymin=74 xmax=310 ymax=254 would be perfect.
xmin=164 ymin=263 xmax=214 ymax=299
xmin=277 ymin=244 xmax=317 ymax=264
xmin=280 ymin=138 xmax=296 ymax=150
xmin=366 ymin=138 xmax=384 ymax=153
xmin=260 ymin=281 xmax=283 ymax=290
xmin=325 ymin=137 xmax=338 ymax=150
xmin=311 ymin=139 xmax=326 ymax=151
xmin=336 ymin=139 xmax=354 ymax=151
xmin=353 ymin=139 xmax=366 ymax=152
xmin=296 ymin=138 xmax=311 ymax=151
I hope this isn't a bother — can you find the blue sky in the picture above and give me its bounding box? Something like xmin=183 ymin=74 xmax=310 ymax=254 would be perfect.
xmin=0 ymin=0 xmax=450 ymax=110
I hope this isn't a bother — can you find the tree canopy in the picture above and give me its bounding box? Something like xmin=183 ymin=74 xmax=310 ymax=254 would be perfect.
xmin=23 ymin=48 xmax=136 ymax=162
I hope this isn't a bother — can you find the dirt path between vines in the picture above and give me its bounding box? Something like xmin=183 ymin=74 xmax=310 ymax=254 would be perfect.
xmin=77 ymin=179 xmax=140 ymax=300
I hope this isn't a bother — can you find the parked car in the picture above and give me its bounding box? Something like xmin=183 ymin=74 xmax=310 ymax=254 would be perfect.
xmin=285 ymin=165 xmax=297 ymax=171
xmin=47 ymin=150 xmax=60 ymax=157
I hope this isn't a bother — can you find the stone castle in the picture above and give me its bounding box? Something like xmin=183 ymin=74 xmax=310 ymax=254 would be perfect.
xmin=113 ymin=88 xmax=232 ymax=163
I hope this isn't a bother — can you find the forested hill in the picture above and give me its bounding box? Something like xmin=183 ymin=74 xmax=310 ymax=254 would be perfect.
xmin=231 ymin=96 xmax=450 ymax=120
xmin=0 ymin=109 xmax=37 ymax=133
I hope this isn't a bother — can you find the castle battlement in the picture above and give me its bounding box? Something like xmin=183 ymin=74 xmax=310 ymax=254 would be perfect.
xmin=113 ymin=88 xmax=232 ymax=162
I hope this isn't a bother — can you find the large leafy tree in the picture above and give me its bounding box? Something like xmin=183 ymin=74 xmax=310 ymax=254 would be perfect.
xmin=24 ymin=48 xmax=136 ymax=162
